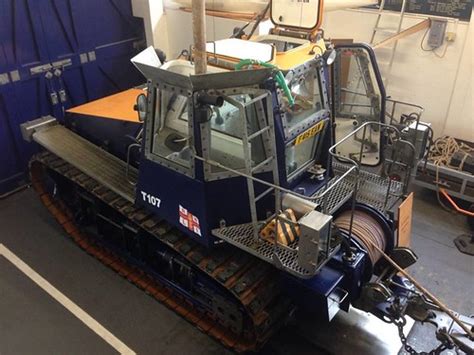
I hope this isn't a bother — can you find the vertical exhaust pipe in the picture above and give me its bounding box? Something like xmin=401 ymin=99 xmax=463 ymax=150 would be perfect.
xmin=192 ymin=0 xmax=207 ymax=74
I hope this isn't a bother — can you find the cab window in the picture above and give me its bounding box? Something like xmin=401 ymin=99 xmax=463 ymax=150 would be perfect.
xmin=151 ymin=89 xmax=192 ymax=168
xmin=286 ymin=120 xmax=326 ymax=178
xmin=208 ymin=94 xmax=267 ymax=173
xmin=282 ymin=67 xmax=324 ymax=133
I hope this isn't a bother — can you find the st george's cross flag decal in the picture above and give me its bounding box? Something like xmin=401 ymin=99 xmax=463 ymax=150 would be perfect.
xmin=179 ymin=205 xmax=202 ymax=236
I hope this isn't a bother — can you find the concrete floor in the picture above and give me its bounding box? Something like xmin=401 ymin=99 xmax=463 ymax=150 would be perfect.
xmin=0 ymin=186 xmax=472 ymax=354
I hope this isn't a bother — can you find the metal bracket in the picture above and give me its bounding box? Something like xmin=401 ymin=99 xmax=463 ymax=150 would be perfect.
xmin=0 ymin=73 xmax=9 ymax=86
xmin=270 ymin=27 xmax=312 ymax=40
xmin=30 ymin=63 xmax=53 ymax=76
xmin=59 ymin=89 xmax=67 ymax=103
xmin=30 ymin=58 xmax=72 ymax=76
xmin=50 ymin=92 xmax=59 ymax=106
xmin=10 ymin=70 xmax=20 ymax=82
xmin=20 ymin=116 xmax=58 ymax=142
xmin=389 ymin=247 xmax=418 ymax=269
xmin=88 ymin=51 xmax=96 ymax=62
xmin=52 ymin=59 xmax=73 ymax=69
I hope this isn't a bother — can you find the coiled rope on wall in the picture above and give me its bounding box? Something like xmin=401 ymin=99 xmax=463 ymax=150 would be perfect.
xmin=334 ymin=210 xmax=387 ymax=266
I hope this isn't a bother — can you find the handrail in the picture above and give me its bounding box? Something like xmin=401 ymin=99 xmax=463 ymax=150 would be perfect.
xmin=193 ymin=154 xmax=358 ymax=207
xmin=329 ymin=121 xmax=402 ymax=162
xmin=126 ymin=143 xmax=140 ymax=186
xmin=385 ymin=98 xmax=424 ymax=113
xmin=329 ymin=121 xmax=417 ymax=205
xmin=385 ymin=98 xmax=424 ymax=127
xmin=197 ymin=122 xmax=413 ymax=210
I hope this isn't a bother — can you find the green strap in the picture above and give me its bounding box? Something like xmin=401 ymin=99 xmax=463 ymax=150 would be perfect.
xmin=235 ymin=59 xmax=295 ymax=107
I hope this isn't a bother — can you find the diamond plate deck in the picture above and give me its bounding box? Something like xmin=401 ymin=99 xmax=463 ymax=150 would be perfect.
xmin=212 ymin=222 xmax=340 ymax=278
xmin=213 ymin=163 xmax=403 ymax=275
xmin=33 ymin=125 xmax=137 ymax=202
xmin=213 ymin=222 xmax=309 ymax=277
xmin=312 ymin=174 xmax=355 ymax=214
xmin=213 ymin=172 xmax=352 ymax=278
xmin=333 ymin=162 xmax=404 ymax=211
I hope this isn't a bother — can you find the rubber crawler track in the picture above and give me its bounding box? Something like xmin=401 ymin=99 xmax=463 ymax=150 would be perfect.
xmin=29 ymin=151 xmax=293 ymax=352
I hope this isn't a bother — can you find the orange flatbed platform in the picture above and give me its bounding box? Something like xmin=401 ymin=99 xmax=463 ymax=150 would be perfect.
xmin=67 ymin=88 xmax=144 ymax=122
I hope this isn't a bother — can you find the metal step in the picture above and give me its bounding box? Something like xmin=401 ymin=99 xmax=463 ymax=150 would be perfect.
xmin=373 ymin=27 xmax=398 ymax=35
xmin=33 ymin=125 xmax=137 ymax=202
xmin=248 ymin=126 xmax=271 ymax=140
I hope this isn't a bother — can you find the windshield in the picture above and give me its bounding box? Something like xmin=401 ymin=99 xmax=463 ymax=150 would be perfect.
xmin=208 ymin=94 xmax=267 ymax=172
xmin=151 ymin=90 xmax=191 ymax=168
xmin=286 ymin=120 xmax=326 ymax=178
xmin=281 ymin=66 xmax=324 ymax=134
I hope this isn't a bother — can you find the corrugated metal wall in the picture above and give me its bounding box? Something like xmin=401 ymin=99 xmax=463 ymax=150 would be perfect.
xmin=0 ymin=0 xmax=145 ymax=193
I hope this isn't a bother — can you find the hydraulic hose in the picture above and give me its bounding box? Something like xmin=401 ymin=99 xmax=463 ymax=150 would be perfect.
xmin=235 ymin=59 xmax=295 ymax=107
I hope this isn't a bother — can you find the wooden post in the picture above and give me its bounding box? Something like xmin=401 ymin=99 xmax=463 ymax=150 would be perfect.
xmin=192 ymin=0 xmax=207 ymax=74
xmin=373 ymin=19 xmax=431 ymax=49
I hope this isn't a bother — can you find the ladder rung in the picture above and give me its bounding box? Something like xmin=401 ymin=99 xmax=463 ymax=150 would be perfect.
xmin=251 ymin=156 xmax=274 ymax=173
xmin=255 ymin=187 xmax=274 ymax=202
xmin=385 ymin=159 xmax=410 ymax=167
xmin=374 ymin=46 xmax=395 ymax=53
xmin=374 ymin=27 xmax=397 ymax=35
xmin=377 ymin=11 xmax=406 ymax=17
xmin=248 ymin=126 xmax=271 ymax=140
xmin=377 ymin=60 xmax=390 ymax=66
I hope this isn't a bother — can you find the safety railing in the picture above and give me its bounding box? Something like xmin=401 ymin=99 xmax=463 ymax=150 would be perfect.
xmin=386 ymin=99 xmax=432 ymax=155
xmin=200 ymin=121 xmax=414 ymax=276
xmin=193 ymin=154 xmax=358 ymax=213
xmin=329 ymin=121 xmax=415 ymax=208
xmin=385 ymin=98 xmax=433 ymax=180
xmin=196 ymin=121 xmax=415 ymax=214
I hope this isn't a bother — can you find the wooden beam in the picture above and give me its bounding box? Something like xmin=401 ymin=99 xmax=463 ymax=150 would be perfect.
xmin=179 ymin=7 xmax=259 ymax=21
xmin=373 ymin=18 xmax=430 ymax=49
xmin=192 ymin=0 xmax=207 ymax=74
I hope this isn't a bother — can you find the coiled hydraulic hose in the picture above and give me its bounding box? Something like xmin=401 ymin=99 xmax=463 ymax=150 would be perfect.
xmin=235 ymin=59 xmax=295 ymax=107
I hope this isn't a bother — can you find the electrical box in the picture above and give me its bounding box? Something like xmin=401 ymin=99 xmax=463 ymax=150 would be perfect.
xmin=297 ymin=210 xmax=332 ymax=274
xmin=428 ymin=18 xmax=447 ymax=48
xmin=402 ymin=121 xmax=432 ymax=160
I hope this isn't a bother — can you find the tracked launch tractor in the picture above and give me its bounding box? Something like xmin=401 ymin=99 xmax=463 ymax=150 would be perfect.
xmin=21 ymin=0 xmax=473 ymax=352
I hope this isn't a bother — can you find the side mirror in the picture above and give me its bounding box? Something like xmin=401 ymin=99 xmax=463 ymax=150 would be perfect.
xmin=323 ymin=48 xmax=337 ymax=66
xmin=134 ymin=93 xmax=148 ymax=122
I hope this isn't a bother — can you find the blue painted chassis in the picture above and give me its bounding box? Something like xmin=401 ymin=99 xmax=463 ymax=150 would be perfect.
xmin=66 ymin=64 xmax=396 ymax=318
